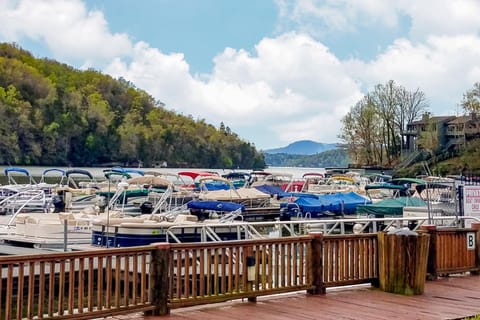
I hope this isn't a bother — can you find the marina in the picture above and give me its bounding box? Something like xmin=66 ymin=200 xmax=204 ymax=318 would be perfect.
xmin=0 ymin=166 xmax=479 ymax=319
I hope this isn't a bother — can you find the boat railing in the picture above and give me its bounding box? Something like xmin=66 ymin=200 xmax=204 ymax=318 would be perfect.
xmin=151 ymin=185 xmax=174 ymax=214
xmin=0 ymin=189 xmax=49 ymax=216
xmin=152 ymin=203 xmax=189 ymax=221
xmin=161 ymin=215 xmax=480 ymax=243
xmin=107 ymin=184 xmax=130 ymax=210
xmin=218 ymin=208 xmax=244 ymax=222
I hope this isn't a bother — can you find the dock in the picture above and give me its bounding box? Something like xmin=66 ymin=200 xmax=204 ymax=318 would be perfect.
xmin=109 ymin=275 xmax=480 ymax=320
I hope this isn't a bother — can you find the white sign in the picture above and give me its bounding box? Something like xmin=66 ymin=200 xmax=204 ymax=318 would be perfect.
xmin=463 ymin=186 xmax=480 ymax=227
xmin=467 ymin=232 xmax=476 ymax=250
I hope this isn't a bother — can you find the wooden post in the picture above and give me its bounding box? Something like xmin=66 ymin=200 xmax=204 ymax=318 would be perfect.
xmin=378 ymin=232 xmax=430 ymax=295
xmin=419 ymin=225 xmax=437 ymax=280
xmin=147 ymin=243 xmax=171 ymax=316
xmin=246 ymin=245 xmax=257 ymax=302
xmin=307 ymin=232 xmax=325 ymax=294
xmin=471 ymin=223 xmax=480 ymax=275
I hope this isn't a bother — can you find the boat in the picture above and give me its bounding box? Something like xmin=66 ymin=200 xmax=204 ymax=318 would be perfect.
xmin=0 ymin=168 xmax=56 ymax=214
xmin=4 ymin=167 xmax=37 ymax=185
xmin=279 ymin=191 xmax=372 ymax=220
xmin=250 ymin=172 xmax=301 ymax=192
xmin=302 ymin=174 xmax=362 ymax=194
xmin=195 ymin=176 xmax=279 ymax=220
xmin=90 ymin=200 xmax=249 ymax=246
xmin=221 ymin=171 xmax=251 ymax=188
xmin=0 ymin=210 xmax=99 ymax=249
xmin=177 ymin=171 xmax=218 ymax=190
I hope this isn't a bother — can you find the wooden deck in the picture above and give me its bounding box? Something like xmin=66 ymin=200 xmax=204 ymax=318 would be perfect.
xmin=109 ymin=275 xmax=480 ymax=320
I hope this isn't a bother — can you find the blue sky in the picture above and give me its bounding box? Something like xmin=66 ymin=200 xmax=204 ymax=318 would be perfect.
xmin=1 ymin=0 xmax=480 ymax=150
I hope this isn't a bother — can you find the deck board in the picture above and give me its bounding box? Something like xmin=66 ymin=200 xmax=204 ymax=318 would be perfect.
xmin=108 ymin=275 xmax=480 ymax=319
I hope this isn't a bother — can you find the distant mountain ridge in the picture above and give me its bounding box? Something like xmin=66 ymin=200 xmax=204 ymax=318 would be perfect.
xmin=264 ymin=140 xmax=338 ymax=155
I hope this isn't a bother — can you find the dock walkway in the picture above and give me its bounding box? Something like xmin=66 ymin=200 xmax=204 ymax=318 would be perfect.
xmin=108 ymin=275 xmax=480 ymax=320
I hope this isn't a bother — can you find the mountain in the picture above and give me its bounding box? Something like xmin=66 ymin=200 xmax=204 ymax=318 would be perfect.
xmin=264 ymin=140 xmax=338 ymax=155
xmin=264 ymin=149 xmax=349 ymax=168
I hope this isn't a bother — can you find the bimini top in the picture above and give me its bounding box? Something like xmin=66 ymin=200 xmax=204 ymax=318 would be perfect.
xmin=187 ymin=200 xmax=245 ymax=212
xmin=4 ymin=167 xmax=30 ymax=176
xmin=65 ymin=169 xmax=94 ymax=180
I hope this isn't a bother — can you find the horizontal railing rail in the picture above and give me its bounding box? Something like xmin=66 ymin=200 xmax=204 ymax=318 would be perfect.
xmin=421 ymin=225 xmax=480 ymax=278
xmin=322 ymin=234 xmax=378 ymax=287
xmin=0 ymin=246 xmax=155 ymax=320
xmin=166 ymin=236 xmax=314 ymax=309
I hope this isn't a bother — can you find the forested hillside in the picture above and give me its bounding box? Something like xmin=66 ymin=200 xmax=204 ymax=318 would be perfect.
xmin=265 ymin=149 xmax=349 ymax=168
xmin=0 ymin=43 xmax=265 ymax=169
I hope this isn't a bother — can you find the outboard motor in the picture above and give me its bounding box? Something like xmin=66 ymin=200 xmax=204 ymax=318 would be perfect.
xmin=52 ymin=192 xmax=66 ymax=213
xmin=279 ymin=207 xmax=292 ymax=221
xmin=96 ymin=195 xmax=107 ymax=213
xmin=140 ymin=201 xmax=153 ymax=214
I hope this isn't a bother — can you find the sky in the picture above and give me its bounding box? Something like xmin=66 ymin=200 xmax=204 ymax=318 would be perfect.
xmin=1 ymin=0 xmax=480 ymax=150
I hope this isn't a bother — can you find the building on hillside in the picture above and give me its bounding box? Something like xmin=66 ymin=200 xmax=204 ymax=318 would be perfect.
xmin=402 ymin=113 xmax=480 ymax=155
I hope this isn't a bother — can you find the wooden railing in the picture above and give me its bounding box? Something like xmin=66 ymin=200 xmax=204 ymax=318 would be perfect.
xmin=0 ymin=246 xmax=155 ymax=319
xmin=421 ymin=224 xmax=480 ymax=278
xmin=165 ymin=236 xmax=314 ymax=308
xmin=322 ymin=234 xmax=378 ymax=287
xmin=2 ymin=226 xmax=480 ymax=319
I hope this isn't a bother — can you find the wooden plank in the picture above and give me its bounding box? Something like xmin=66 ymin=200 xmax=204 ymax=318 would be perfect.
xmin=121 ymin=275 xmax=480 ymax=320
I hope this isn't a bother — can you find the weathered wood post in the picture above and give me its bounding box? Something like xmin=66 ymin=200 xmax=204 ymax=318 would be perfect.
xmin=419 ymin=225 xmax=437 ymax=280
xmin=307 ymin=232 xmax=325 ymax=294
xmin=378 ymin=231 xmax=430 ymax=295
xmin=246 ymin=245 xmax=257 ymax=302
xmin=147 ymin=243 xmax=171 ymax=316
xmin=471 ymin=222 xmax=480 ymax=275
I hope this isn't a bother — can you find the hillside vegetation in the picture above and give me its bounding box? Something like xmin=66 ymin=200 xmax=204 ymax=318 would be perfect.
xmin=265 ymin=149 xmax=349 ymax=168
xmin=0 ymin=43 xmax=265 ymax=169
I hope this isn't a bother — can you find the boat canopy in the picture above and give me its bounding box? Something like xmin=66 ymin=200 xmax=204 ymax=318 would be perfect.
xmin=178 ymin=171 xmax=217 ymax=180
xmin=4 ymin=167 xmax=30 ymax=176
xmin=281 ymin=191 xmax=371 ymax=216
xmin=41 ymin=168 xmax=66 ymax=176
xmin=389 ymin=178 xmax=426 ymax=185
xmin=356 ymin=196 xmax=427 ymax=217
xmin=110 ymin=167 xmax=145 ymax=176
xmin=364 ymin=182 xmax=408 ymax=191
xmin=187 ymin=200 xmax=245 ymax=212
xmin=65 ymin=169 xmax=94 ymax=179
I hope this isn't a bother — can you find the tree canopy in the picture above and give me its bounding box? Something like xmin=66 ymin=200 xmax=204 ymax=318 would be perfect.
xmin=0 ymin=43 xmax=265 ymax=169
xmin=339 ymin=80 xmax=428 ymax=167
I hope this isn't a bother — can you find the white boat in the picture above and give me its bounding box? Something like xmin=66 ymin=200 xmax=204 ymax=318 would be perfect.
xmin=0 ymin=210 xmax=98 ymax=249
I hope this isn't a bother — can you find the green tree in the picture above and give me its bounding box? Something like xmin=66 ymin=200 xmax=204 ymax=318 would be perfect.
xmin=461 ymin=83 xmax=480 ymax=113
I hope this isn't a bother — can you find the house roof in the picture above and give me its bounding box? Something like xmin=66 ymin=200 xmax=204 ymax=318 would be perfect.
xmin=448 ymin=116 xmax=472 ymax=124
xmin=410 ymin=116 xmax=454 ymax=125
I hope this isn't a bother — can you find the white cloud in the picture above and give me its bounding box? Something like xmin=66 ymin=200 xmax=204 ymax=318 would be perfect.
xmin=104 ymin=33 xmax=362 ymax=148
xmin=275 ymin=0 xmax=403 ymax=35
xmin=346 ymin=34 xmax=480 ymax=114
xmin=2 ymin=0 xmax=480 ymax=149
xmin=405 ymin=0 xmax=480 ymax=39
xmin=0 ymin=0 xmax=132 ymax=64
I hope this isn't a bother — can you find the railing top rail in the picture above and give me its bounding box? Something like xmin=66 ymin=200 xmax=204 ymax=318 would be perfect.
xmin=164 ymin=215 xmax=480 ymax=229
xmin=170 ymin=235 xmax=313 ymax=250
xmin=0 ymin=244 xmax=155 ymax=263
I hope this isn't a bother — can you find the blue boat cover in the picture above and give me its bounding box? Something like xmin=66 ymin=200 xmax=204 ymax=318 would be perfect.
xmin=254 ymin=185 xmax=284 ymax=195
xmin=278 ymin=192 xmax=318 ymax=199
xmin=197 ymin=183 xmax=232 ymax=191
xmin=187 ymin=201 xmax=245 ymax=212
xmin=281 ymin=192 xmax=371 ymax=216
